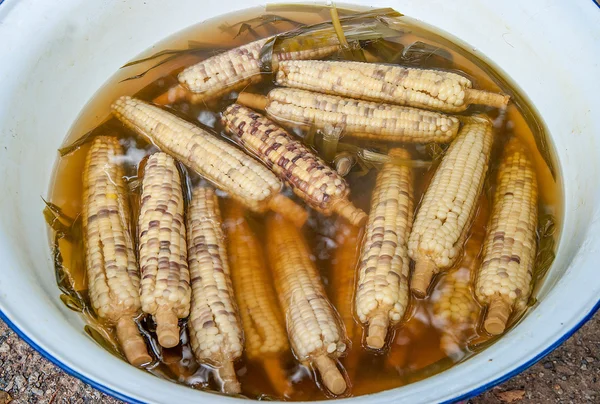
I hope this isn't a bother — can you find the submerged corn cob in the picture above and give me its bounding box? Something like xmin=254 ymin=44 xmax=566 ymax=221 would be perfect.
xmin=177 ymin=37 xmax=338 ymax=102
xmin=355 ymin=148 xmax=414 ymax=349
xmin=111 ymin=96 xmax=307 ymax=227
xmin=331 ymin=220 xmax=362 ymax=380
xmin=408 ymin=118 xmax=493 ymax=296
xmin=221 ymin=104 xmax=367 ymax=226
xmin=475 ymin=138 xmax=538 ymax=335
xmin=266 ymin=214 xmax=348 ymax=395
xmin=138 ymin=152 xmax=191 ymax=348
xmin=432 ymin=195 xmax=488 ymax=355
xmin=237 ymin=88 xmax=460 ymax=143
xmin=276 ymin=60 xmax=510 ymax=113
xmin=187 ymin=187 xmax=244 ymax=394
xmin=223 ymin=202 xmax=291 ymax=396
xmin=83 ymin=136 xmax=151 ymax=366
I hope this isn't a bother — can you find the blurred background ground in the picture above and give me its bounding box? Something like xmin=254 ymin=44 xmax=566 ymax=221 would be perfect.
xmin=0 ymin=311 xmax=598 ymax=404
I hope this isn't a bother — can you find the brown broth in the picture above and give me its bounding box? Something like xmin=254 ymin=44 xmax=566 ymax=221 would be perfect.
xmin=46 ymin=4 xmax=562 ymax=401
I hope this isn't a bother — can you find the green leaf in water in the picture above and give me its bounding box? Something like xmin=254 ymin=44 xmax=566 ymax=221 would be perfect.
xmin=60 ymin=294 xmax=84 ymax=312
xmin=58 ymin=118 xmax=124 ymax=157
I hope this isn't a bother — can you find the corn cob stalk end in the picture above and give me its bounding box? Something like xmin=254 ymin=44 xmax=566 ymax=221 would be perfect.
xmin=237 ymin=92 xmax=268 ymax=111
xmin=268 ymin=193 xmax=309 ymax=227
xmin=366 ymin=311 xmax=389 ymax=349
xmin=155 ymin=308 xmax=180 ymax=348
xmin=464 ymin=89 xmax=510 ymax=109
xmin=219 ymin=362 xmax=241 ymax=394
xmin=484 ymin=295 xmax=511 ymax=335
xmin=332 ymin=199 xmax=368 ymax=227
xmin=116 ymin=317 xmax=152 ymax=366
xmin=411 ymin=259 xmax=437 ymax=298
xmin=314 ymin=355 xmax=346 ymax=395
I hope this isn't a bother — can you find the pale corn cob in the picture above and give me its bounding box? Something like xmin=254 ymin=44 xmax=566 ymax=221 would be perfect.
xmin=331 ymin=220 xmax=362 ymax=380
xmin=276 ymin=60 xmax=509 ymax=113
xmin=408 ymin=118 xmax=493 ymax=296
xmin=432 ymin=195 xmax=488 ymax=355
xmin=475 ymin=138 xmax=538 ymax=335
xmin=178 ymin=37 xmax=339 ymax=102
xmin=138 ymin=152 xmax=191 ymax=348
xmin=187 ymin=186 xmax=244 ymax=394
xmin=223 ymin=202 xmax=291 ymax=396
xmin=221 ymin=104 xmax=367 ymax=226
xmin=111 ymin=96 xmax=307 ymax=227
xmin=355 ymin=148 xmax=414 ymax=349
xmin=266 ymin=214 xmax=348 ymax=395
xmin=237 ymin=88 xmax=460 ymax=143
xmin=83 ymin=136 xmax=151 ymax=366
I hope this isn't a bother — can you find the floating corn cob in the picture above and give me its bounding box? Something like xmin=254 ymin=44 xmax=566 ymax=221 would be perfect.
xmin=331 ymin=220 xmax=362 ymax=380
xmin=275 ymin=60 xmax=510 ymax=113
xmin=221 ymin=104 xmax=367 ymax=226
xmin=266 ymin=214 xmax=348 ymax=395
xmin=408 ymin=118 xmax=493 ymax=297
xmin=111 ymin=96 xmax=307 ymax=227
xmin=83 ymin=136 xmax=151 ymax=366
xmin=355 ymin=148 xmax=414 ymax=349
xmin=138 ymin=152 xmax=191 ymax=348
xmin=475 ymin=138 xmax=538 ymax=335
xmin=237 ymin=88 xmax=460 ymax=143
xmin=177 ymin=37 xmax=339 ymax=103
xmin=432 ymin=195 xmax=488 ymax=356
xmin=223 ymin=202 xmax=291 ymax=396
xmin=187 ymin=187 xmax=244 ymax=394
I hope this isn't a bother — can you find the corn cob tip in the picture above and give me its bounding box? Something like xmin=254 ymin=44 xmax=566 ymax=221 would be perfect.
xmin=314 ymin=355 xmax=347 ymax=395
xmin=484 ymin=295 xmax=511 ymax=335
xmin=366 ymin=311 xmax=390 ymax=349
xmin=440 ymin=333 xmax=462 ymax=358
xmin=411 ymin=260 xmax=437 ymax=297
xmin=332 ymin=199 xmax=368 ymax=227
xmin=268 ymin=193 xmax=308 ymax=227
xmin=116 ymin=317 xmax=151 ymax=367
xmin=219 ymin=361 xmax=242 ymax=394
xmin=155 ymin=308 xmax=180 ymax=348
xmin=237 ymin=92 xmax=268 ymax=111
xmin=263 ymin=357 xmax=292 ymax=396
xmin=464 ymin=89 xmax=510 ymax=109
xmin=153 ymin=84 xmax=189 ymax=105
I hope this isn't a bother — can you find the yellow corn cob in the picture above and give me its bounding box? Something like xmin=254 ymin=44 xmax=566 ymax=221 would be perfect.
xmin=355 ymin=148 xmax=414 ymax=349
xmin=223 ymin=202 xmax=291 ymax=396
xmin=432 ymin=195 xmax=488 ymax=356
xmin=186 ymin=187 xmax=244 ymax=394
xmin=330 ymin=220 xmax=362 ymax=380
xmin=221 ymin=104 xmax=367 ymax=227
xmin=408 ymin=118 xmax=493 ymax=297
xmin=111 ymin=96 xmax=307 ymax=227
xmin=275 ymin=60 xmax=509 ymax=113
xmin=83 ymin=136 xmax=151 ymax=366
xmin=475 ymin=137 xmax=538 ymax=335
xmin=237 ymin=88 xmax=460 ymax=143
xmin=266 ymin=214 xmax=348 ymax=395
xmin=138 ymin=152 xmax=191 ymax=348
xmin=178 ymin=37 xmax=338 ymax=102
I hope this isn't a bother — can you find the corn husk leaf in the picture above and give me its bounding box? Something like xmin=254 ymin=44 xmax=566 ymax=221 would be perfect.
xmin=58 ymin=118 xmax=124 ymax=157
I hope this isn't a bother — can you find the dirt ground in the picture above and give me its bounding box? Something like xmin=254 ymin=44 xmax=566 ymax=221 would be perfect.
xmin=0 ymin=311 xmax=598 ymax=404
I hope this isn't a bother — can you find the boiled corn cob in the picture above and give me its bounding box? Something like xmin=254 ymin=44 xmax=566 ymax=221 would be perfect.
xmin=223 ymin=202 xmax=291 ymax=396
xmin=331 ymin=220 xmax=362 ymax=380
xmin=432 ymin=195 xmax=488 ymax=355
xmin=178 ymin=37 xmax=338 ymax=103
xmin=138 ymin=152 xmax=191 ymax=348
xmin=237 ymin=88 xmax=460 ymax=143
xmin=276 ymin=60 xmax=510 ymax=113
xmin=221 ymin=104 xmax=367 ymax=226
xmin=83 ymin=136 xmax=151 ymax=366
xmin=355 ymin=148 xmax=414 ymax=349
xmin=408 ymin=118 xmax=493 ymax=297
xmin=266 ymin=214 xmax=348 ymax=395
xmin=187 ymin=186 xmax=244 ymax=394
xmin=111 ymin=96 xmax=307 ymax=227
xmin=475 ymin=138 xmax=538 ymax=335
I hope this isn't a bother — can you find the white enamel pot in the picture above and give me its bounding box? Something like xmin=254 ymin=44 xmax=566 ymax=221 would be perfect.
xmin=1 ymin=0 xmax=599 ymax=403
